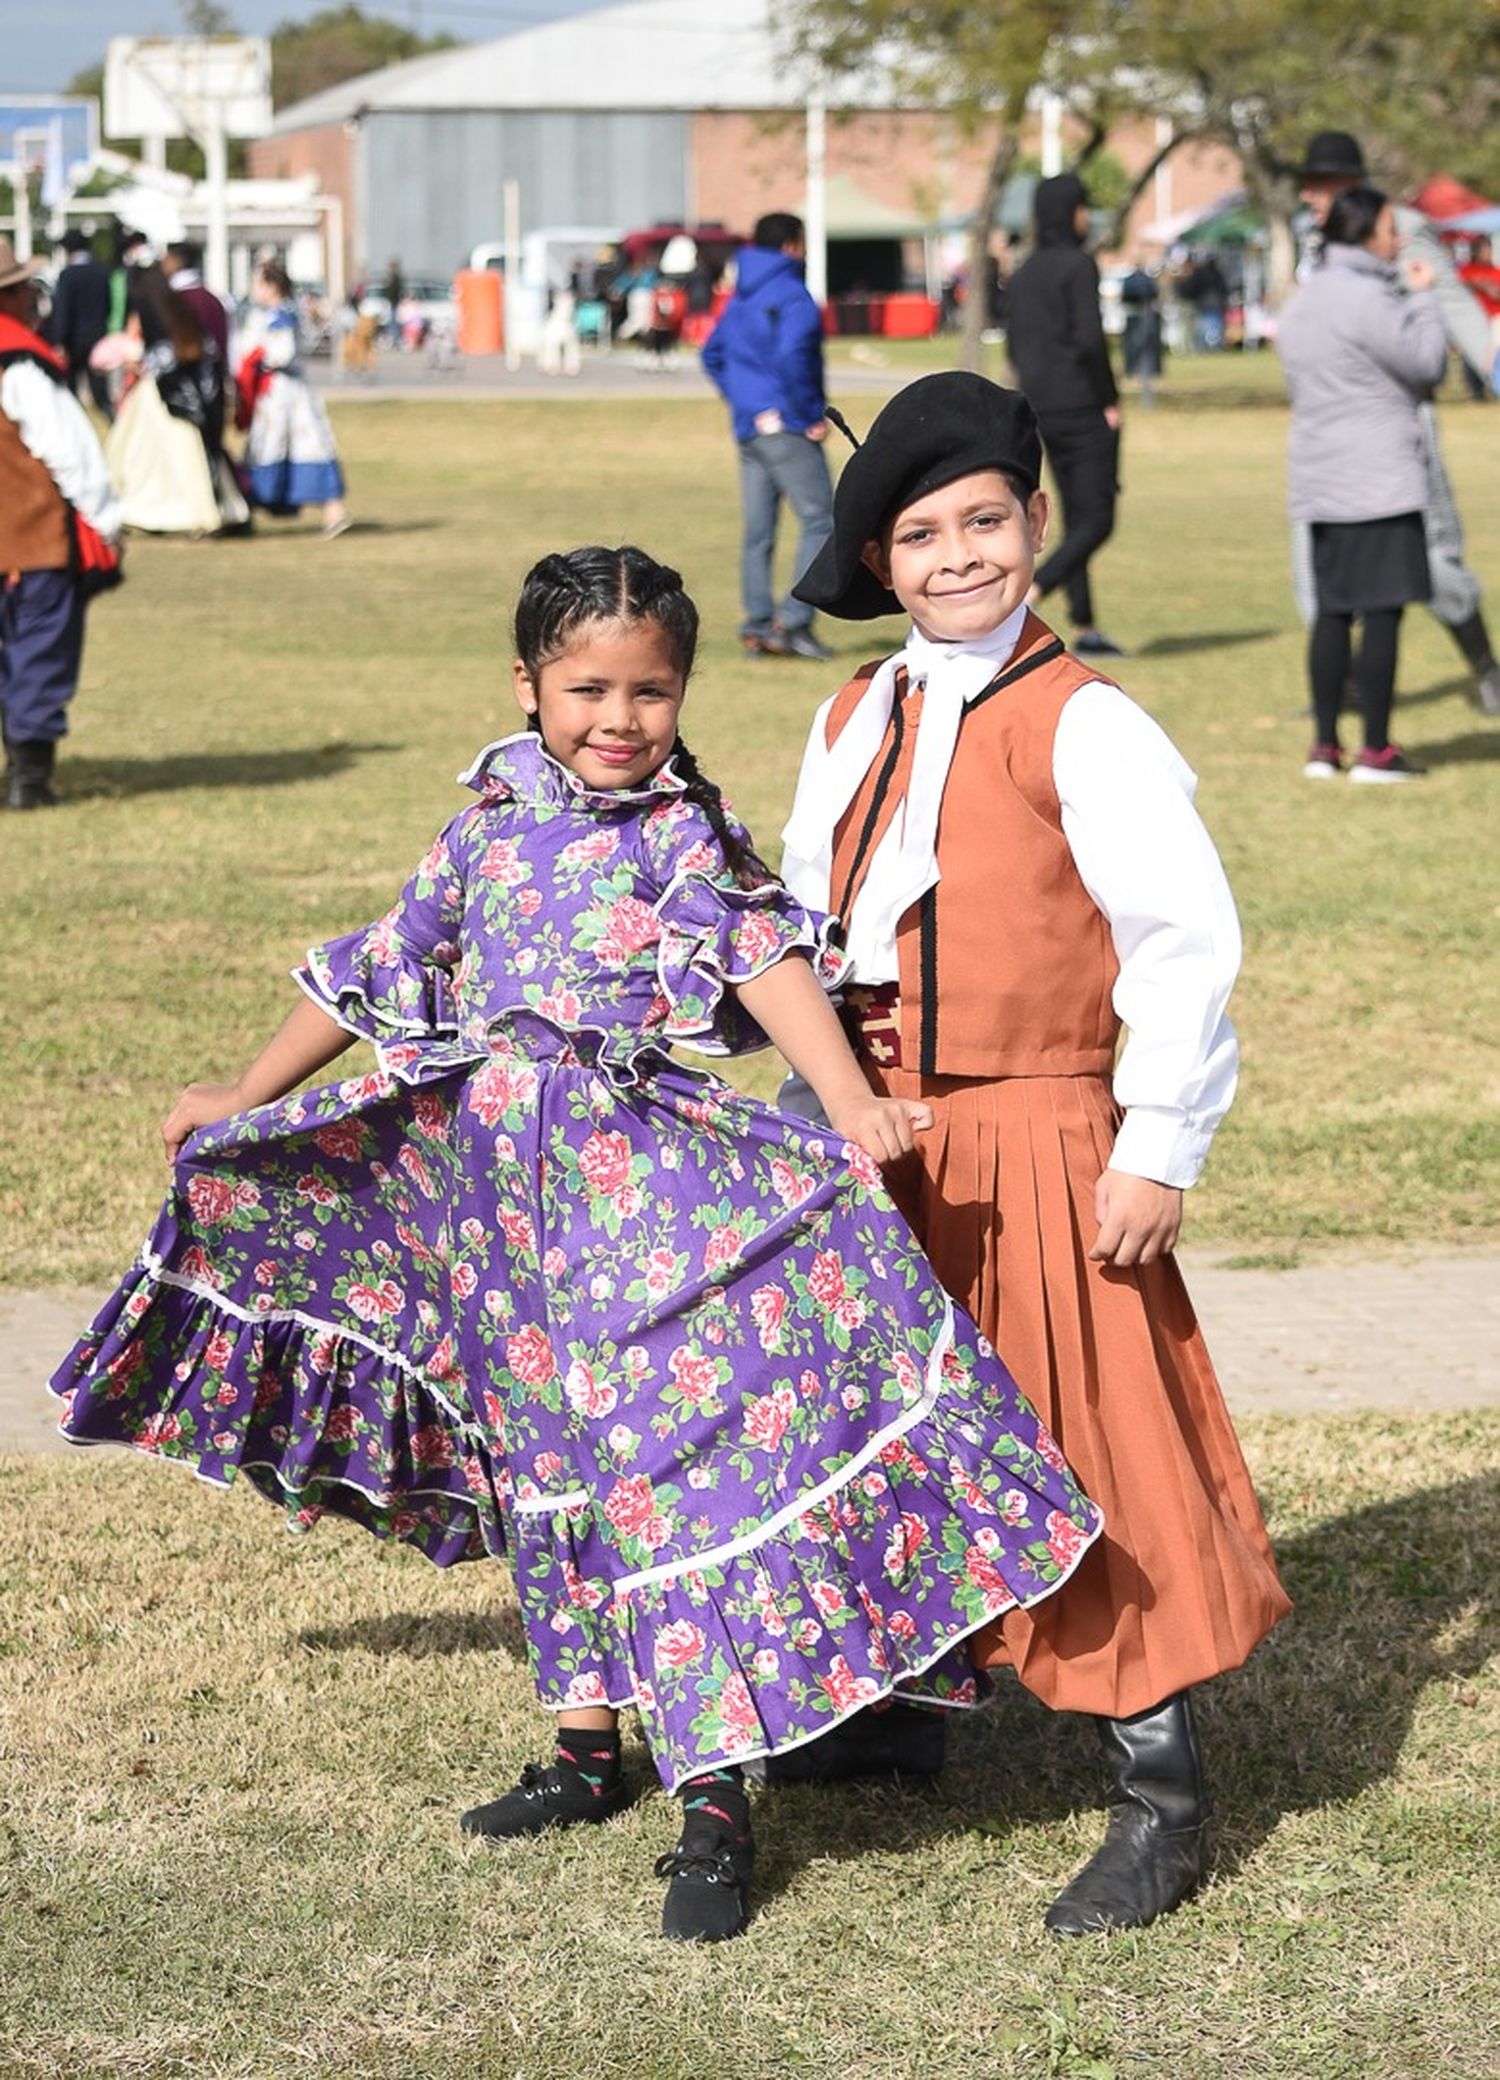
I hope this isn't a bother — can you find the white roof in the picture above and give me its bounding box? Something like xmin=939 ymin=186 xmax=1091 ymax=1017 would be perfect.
xmin=272 ymin=0 xmax=899 ymax=130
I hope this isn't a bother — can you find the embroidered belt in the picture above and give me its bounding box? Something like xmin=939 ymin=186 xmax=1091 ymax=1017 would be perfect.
xmin=839 ymin=982 xmax=903 ymax=1068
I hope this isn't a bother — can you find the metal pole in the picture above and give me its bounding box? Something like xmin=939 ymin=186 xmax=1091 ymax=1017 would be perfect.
xmin=1039 ymin=91 xmax=1063 ymax=178
xmin=13 ymin=163 xmax=32 ymax=262
xmin=324 ymin=193 xmax=346 ymax=307
xmin=203 ymin=112 xmax=230 ymax=295
xmin=11 ymin=130 xmax=45 ymax=261
xmin=503 ymin=176 xmax=521 ymax=369
xmin=804 ymin=90 xmax=827 ymax=306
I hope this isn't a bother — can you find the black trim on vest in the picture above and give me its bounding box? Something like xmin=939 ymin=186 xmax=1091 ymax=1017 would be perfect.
xmin=0 ymin=347 xmax=68 ymax=387
xmin=917 ymin=886 xmax=940 ymax=1075
xmin=915 ymin=633 xmax=1066 ymax=1072
xmin=833 ymin=684 xmax=908 ymax=934
xmin=965 ymin=635 xmax=1067 ymax=716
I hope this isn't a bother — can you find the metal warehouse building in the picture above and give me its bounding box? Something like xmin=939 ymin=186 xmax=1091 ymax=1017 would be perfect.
xmin=248 ymin=0 xmax=1240 ymax=287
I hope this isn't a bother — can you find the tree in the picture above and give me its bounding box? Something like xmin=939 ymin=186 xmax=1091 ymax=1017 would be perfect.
xmin=269 ymin=6 xmax=459 ymax=113
xmin=1072 ymin=0 xmax=1500 ymax=301
xmin=773 ymin=0 xmax=1075 ymax=371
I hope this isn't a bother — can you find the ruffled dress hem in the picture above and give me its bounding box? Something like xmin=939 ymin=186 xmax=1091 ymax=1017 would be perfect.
xmin=52 ymin=1249 xmax=1102 ymax=1787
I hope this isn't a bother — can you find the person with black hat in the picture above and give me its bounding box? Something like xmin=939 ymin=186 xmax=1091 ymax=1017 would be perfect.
xmin=1297 ymin=130 xmax=1500 ymax=716
xmin=1003 ymin=173 xmax=1125 ymax=657
xmin=773 ymin=371 xmax=1290 ymax=1936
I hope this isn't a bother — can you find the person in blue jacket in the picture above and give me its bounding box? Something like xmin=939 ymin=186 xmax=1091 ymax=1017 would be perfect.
xmin=702 ymin=213 xmax=835 ymax=660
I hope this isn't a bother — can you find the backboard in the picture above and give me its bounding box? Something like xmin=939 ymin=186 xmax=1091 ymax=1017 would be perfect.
xmin=105 ymin=37 xmax=272 ymax=143
xmin=0 ymin=98 xmax=97 ymax=182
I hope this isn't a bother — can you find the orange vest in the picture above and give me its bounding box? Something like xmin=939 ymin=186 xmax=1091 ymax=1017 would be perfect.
xmin=827 ymin=613 xmax=1121 ymax=1079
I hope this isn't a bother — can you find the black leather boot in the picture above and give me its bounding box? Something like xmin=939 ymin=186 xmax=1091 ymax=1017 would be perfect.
xmin=6 ymin=739 xmax=57 ymax=810
xmin=746 ymin=1700 xmax=946 ymax=1785
xmin=1044 ymin=1691 xmax=1209 ymax=1936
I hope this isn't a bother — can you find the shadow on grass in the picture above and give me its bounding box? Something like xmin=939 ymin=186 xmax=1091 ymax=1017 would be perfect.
xmin=59 ymin=742 xmax=404 ymax=801
xmin=304 ymin=1470 xmax=1497 ymax=1916
xmin=311 ymin=518 xmax=447 ymax=537
xmin=1415 ymin=728 xmax=1500 ymax=766
xmin=301 ymin=1605 xmax=528 ymax=1660
xmin=1395 ymin=673 xmax=1475 ymax=712
xmin=1134 ymin=628 xmax=1278 ymax=658
xmin=752 ymin=1469 xmax=1500 ymax=1907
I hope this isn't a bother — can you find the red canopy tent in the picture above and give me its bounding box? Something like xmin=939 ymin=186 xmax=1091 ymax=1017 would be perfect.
xmin=1410 ymin=173 xmax=1496 ymax=220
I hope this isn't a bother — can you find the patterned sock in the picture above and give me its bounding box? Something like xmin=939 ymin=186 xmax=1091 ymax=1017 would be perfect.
xmin=678 ymin=1764 xmax=750 ymax=1848
xmin=554 ymin=1725 xmax=622 ymax=1799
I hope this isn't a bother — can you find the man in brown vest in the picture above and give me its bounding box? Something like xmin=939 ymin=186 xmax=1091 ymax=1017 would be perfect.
xmin=0 ymin=239 xmax=121 ymax=808
xmin=775 ymin=373 xmax=1289 ymax=1936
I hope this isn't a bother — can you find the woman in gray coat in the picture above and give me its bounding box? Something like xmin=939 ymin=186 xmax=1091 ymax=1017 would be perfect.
xmin=1277 ymin=186 xmax=1445 ymax=781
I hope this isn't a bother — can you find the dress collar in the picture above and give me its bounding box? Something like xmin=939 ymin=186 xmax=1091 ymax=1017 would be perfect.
xmin=457 ymin=730 xmax=690 ymax=811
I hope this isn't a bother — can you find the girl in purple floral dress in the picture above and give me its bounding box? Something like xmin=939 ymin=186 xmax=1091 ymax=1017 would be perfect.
xmin=52 ymin=546 xmax=1102 ymax=1943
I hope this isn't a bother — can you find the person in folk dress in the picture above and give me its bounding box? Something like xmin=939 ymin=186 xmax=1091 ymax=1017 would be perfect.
xmin=236 ymin=261 xmax=349 ymax=539
xmin=783 ymin=375 xmax=1291 ymax=1936
xmin=52 ymin=545 xmax=1101 ymax=1945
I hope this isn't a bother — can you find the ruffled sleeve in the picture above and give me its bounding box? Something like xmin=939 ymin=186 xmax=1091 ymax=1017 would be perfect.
xmin=645 ymin=797 xmax=849 ymax=1056
xmin=295 ymin=818 xmax=468 ymax=1044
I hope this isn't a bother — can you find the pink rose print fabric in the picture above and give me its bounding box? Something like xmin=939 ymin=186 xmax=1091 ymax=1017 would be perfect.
xmin=52 ymin=734 xmax=1101 ymax=1790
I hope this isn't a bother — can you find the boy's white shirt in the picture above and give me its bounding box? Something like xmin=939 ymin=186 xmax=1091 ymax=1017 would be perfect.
xmin=779 ymin=604 xmax=1240 ymax=1190
xmin=0 ymin=360 xmax=121 ymax=539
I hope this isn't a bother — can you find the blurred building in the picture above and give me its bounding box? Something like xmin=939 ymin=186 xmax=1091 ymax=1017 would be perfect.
xmin=248 ymin=0 xmax=1241 ymax=288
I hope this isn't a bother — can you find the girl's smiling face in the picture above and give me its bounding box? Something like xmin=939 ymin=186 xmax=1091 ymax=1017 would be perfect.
xmin=861 ymin=469 xmax=1050 ymax=643
xmin=512 ymin=616 xmax=686 ymax=790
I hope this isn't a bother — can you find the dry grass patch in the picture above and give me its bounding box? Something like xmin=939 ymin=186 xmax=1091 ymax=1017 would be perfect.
xmin=1 ymin=1412 xmax=1496 ymax=2078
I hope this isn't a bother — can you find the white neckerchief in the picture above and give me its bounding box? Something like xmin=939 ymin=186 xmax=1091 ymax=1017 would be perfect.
xmin=781 ymin=604 xmax=1028 ymax=978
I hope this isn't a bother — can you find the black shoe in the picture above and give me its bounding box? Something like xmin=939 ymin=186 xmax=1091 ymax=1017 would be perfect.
xmin=5 ymin=739 xmax=57 ymax=810
xmin=1072 ymin=630 xmax=1127 ymax=658
xmin=459 ymin=1760 xmax=629 ymax=1841
xmin=1044 ymin=1692 xmax=1210 ymax=1936
xmin=656 ymin=1832 xmax=755 ymax=1943
xmin=746 ymin=1700 xmax=947 ymax=1785
xmin=780 ymin=627 xmax=834 ymax=661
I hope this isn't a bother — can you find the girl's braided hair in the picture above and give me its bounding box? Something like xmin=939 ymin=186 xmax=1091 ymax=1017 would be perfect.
xmin=513 ymin=545 xmax=771 ymax=888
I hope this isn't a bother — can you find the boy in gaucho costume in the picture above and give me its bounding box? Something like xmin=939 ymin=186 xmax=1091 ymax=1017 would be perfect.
xmin=774 ymin=373 xmax=1290 ymax=1934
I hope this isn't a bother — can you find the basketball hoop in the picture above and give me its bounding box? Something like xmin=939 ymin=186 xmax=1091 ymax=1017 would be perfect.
xmin=105 ymin=37 xmax=272 ymax=293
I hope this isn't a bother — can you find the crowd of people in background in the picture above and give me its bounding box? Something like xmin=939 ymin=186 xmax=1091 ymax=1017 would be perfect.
xmin=10 ymin=124 xmax=1500 ymax=815
xmin=0 ymin=222 xmax=354 ymax=812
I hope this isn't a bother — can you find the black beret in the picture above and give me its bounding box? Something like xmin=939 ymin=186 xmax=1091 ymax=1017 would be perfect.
xmin=794 ymin=373 xmax=1043 ymax=620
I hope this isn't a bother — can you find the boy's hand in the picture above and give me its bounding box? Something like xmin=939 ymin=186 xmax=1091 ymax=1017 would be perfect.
xmin=162 ymin=1081 xmax=248 ymax=1165
xmin=826 ymin=1093 xmax=934 ymax=1166
xmin=1090 ymin=1171 xmax=1181 ymax=1267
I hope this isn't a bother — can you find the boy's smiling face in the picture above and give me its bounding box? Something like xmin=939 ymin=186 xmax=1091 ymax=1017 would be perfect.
xmin=861 ymin=469 xmax=1049 ymax=643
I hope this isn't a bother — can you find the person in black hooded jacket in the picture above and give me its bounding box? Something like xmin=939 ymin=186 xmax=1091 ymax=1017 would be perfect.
xmin=1005 ymin=173 xmax=1124 ymax=656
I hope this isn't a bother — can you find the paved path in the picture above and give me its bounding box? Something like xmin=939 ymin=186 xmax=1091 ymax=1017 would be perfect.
xmin=4 ymin=1251 xmax=1496 ymax=1456
xmin=307 ymin=345 xmax=911 ymax=406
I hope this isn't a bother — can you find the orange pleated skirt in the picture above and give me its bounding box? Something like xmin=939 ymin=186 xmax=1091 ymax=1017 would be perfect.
xmin=866 ymin=1062 xmax=1292 ymax=1719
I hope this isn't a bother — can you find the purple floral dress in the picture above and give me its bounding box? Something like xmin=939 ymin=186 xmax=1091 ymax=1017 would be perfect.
xmin=52 ymin=734 xmax=1102 ymax=1790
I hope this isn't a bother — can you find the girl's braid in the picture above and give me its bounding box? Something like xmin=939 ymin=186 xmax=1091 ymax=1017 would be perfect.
xmin=668 ymin=737 xmax=771 ymax=892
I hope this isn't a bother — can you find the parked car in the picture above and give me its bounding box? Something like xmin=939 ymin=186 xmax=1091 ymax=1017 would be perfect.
xmin=353 ymin=273 xmax=457 ymax=342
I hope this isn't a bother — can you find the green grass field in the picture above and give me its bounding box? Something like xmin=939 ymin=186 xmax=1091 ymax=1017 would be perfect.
xmin=2 ymin=1414 xmax=1496 ymax=2077
xmin=1 ymin=377 xmax=1497 ymax=1284
xmin=2 ymin=374 xmax=1498 ymax=2074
